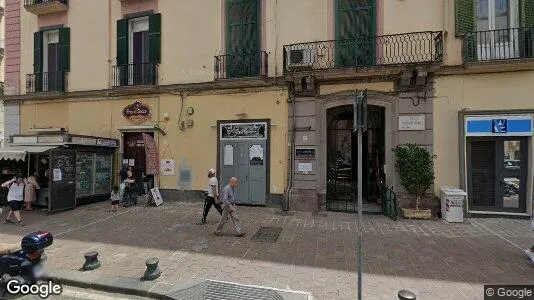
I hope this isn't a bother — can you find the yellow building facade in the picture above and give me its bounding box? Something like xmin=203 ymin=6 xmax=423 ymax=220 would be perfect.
xmin=3 ymin=0 xmax=534 ymax=216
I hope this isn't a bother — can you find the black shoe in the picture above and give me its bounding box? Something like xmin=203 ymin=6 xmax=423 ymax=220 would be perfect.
xmin=17 ymin=221 xmax=26 ymax=227
xmin=196 ymin=220 xmax=206 ymax=225
xmin=4 ymin=219 xmax=13 ymax=224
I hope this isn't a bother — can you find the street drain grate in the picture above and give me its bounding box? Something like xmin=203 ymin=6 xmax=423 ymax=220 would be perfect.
xmin=167 ymin=279 xmax=309 ymax=300
xmin=251 ymin=226 xmax=283 ymax=243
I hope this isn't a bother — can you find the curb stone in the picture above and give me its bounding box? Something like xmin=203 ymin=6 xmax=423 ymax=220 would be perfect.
xmin=45 ymin=268 xmax=173 ymax=299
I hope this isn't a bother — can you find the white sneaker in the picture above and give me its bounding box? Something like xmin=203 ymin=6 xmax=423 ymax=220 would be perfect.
xmin=524 ymin=249 xmax=534 ymax=262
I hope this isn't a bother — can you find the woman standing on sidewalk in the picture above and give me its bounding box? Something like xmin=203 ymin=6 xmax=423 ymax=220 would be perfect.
xmin=2 ymin=175 xmax=26 ymax=226
xmin=24 ymin=171 xmax=40 ymax=211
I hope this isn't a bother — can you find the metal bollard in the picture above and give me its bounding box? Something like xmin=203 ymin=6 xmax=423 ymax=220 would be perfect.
xmin=142 ymin=258 xmax=161 ymax=281
xmin=398 ymin=290 xmax=416 ymax=300
xmin=82 ymin=251 xmax=101 ymax=271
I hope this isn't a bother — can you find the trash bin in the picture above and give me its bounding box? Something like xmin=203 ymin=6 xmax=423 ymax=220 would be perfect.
xmin=440 ymin=187 xmax=467 ymax=223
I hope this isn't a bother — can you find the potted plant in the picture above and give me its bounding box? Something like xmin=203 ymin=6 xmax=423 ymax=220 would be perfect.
xmin=393 ymin=144 xmax=435 ymax=219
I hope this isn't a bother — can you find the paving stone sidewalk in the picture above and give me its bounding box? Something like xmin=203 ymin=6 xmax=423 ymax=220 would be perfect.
xmin=1 ymin=202 xmax=533 ymax=300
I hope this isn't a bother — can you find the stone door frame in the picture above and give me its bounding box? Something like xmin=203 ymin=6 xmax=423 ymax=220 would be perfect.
xmin=316 ymin=90 xmax=398 ymax=197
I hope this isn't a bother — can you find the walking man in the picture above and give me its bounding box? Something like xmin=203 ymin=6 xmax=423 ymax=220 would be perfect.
xmin=214 ymin=177 xmax=246 ymax=237
xmin=197 ymin=168 xmax=223 ymax=225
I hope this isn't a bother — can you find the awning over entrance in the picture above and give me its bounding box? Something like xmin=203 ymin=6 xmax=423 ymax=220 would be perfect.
xmin=0 ymin=145 xmax=59 ymax=161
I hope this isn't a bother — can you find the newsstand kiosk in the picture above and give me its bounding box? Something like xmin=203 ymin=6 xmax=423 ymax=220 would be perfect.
xmin=0 ymin=132 xmax=119 ymax=213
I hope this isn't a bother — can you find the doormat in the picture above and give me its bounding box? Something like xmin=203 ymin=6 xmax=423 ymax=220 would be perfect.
xmin=251 ymin=226 xmax=283 ymax=243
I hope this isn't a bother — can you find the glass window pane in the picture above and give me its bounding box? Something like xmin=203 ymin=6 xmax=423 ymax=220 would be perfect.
xmin=494 ymin=0 xmax=509 ymax=30
xmin=94 ymin=154 xmax=113 ymax=194
xmin=76 ymin=153 xmax=94 ymax=197
xmin=502 ymin=140 xmax=521 ymax=208
xmin=477 ymin=0 xmax=490 ymax=31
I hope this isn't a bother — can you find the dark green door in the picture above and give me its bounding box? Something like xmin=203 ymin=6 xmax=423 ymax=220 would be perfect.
xmin=336 ymin=0 xmax=376 ymax=68
xmin=226 ymin=0 xmax=261 ymax=77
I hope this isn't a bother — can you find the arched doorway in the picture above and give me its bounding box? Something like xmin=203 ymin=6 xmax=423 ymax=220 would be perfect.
xmin=326 ymin=104 xmax=385 ymax=212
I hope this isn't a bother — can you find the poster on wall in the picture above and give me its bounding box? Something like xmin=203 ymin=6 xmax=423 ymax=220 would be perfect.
xmin=224 ymin=145 xmax=234 ymax=166
xmin=160 ymin=159 xmax=175 ymax=176
xmin=52 ymin=169 xmax=62 ymax=181
xmin=150 ymin=187 xmax=163 ymax=206
xmin=249 ymin=145 xmax=264 ymax=165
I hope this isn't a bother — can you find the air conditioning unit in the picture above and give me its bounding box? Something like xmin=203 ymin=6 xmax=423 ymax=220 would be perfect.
xmin=286 ymin=45 xmax=316 ymax=70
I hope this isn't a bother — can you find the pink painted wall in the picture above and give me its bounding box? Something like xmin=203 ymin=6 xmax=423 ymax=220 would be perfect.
xmin=5 ymin=0 xmax=20 ymax=94
xmin=37 ymin=11 xmax=67 ymax=28
xmin=121 ymin=0 xmax=157 ymax=16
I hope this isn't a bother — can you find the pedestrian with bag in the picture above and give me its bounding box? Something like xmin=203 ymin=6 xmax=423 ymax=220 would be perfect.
xmin=2 ymin=175 xmax=27 ymax=226
xmin=214 ymin=177 xmax=245 ymax=237
xmin=197 ymin=168 xmax=223 ymax=225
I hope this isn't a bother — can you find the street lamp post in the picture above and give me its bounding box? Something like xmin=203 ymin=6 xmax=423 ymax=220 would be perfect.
xmin=354 ymin=90 xmax=367 ymax=300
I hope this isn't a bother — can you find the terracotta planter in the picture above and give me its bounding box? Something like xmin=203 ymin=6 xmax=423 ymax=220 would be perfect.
xmin=402 ymin=208 xmax=432 ymax=219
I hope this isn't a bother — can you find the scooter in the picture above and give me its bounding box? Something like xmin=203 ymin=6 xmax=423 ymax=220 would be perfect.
xmin=0 ymin=231 xmax=53 ymax=297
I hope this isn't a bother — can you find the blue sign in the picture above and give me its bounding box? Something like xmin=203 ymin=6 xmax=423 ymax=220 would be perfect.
xmin=492 ymin=119 xmax=507 ymax=133
xmin=466 ymin=115 xmax=533 ymax=136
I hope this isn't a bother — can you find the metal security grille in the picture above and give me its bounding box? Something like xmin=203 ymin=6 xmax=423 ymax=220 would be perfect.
xmin=167 ymin=280 xmax=286 ymax=300
xmin=251 ymin=227 xmax=282 ymax=243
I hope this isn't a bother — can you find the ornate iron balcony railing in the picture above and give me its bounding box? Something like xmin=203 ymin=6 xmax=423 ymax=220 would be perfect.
xmin=283 ymin=31 xmax=443 ymax=73
xmin=462 ymin=27 xmax=534 ymax=63
xmin=112 ymin=63 xmax=159 ymax=87
xmin=215 ymin=51 xmax=268 ymax=79
xmin=24 ymin=0 xmax=69 ymax=15
xmin=26 ymin=71 xmax=68 ymax=93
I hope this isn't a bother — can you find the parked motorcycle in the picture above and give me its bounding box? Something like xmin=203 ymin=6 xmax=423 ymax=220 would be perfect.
xmin=0 ymin=231 xmax=53 ymax=297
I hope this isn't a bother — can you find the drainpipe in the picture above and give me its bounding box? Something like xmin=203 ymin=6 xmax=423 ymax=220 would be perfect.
xmin=284 ymin=89 xmax=296 ymax=211
xmin=107 ymin=0 xmax=112 ymax=89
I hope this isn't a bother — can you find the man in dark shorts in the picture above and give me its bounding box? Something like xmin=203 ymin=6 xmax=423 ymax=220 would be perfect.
xmin=2 ymin=175 xmax=26 ymax=226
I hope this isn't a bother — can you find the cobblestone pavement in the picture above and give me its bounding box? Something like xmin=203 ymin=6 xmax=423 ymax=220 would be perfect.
xmin=1 ymin=202 xmax=533 ymax=300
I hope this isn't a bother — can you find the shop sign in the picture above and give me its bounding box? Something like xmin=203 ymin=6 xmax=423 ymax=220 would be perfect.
xmin=296 ymin=148 xmax=315 ymax=159
xmin=160 ymin=159 xmax=175 ymax=176
xmin=123 ymin=101 xmax=151 ymax=124
xmin=71 ymin=137 xmax=96 ymax=145
xmin=220 ymin=122 xmax=267 ymax=140
xmin=12 ymin=136 xmax=38 ymax=144
xmin=398 ymin=115 xmax=425 ymax=131
xmin=96 ymin=139 xmax=118 ymax=147
xmin=466 ymin=115 xmax=533 ymax=137
xmin=37 ymin=135 xmax=65 ymax=143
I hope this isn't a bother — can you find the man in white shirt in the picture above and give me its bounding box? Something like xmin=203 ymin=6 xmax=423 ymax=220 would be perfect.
xmin=196 ymin=169 xmax=223 ymax=225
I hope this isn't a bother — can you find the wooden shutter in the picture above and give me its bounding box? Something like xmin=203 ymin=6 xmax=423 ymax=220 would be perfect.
xmin=455 ymin=0 xmax=475 ymax=37
xmin=226 ymin=0 xmax=260 ymax=54
xmin=117 ymin=18 xmax=128 ymax=66
xmin=33 ymin=31 xmax=43 ymax=74
xmin=149 ymin=13 xmax=161 ymax=63
xmin=58 ymin=27 xmax=70 ymax=71
xmin=520 ymin=0 xmax=534 ymax=28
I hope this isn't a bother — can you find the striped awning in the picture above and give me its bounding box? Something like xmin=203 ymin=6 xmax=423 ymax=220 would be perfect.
xmin=0 ymin=145 xmax=59 ymax=161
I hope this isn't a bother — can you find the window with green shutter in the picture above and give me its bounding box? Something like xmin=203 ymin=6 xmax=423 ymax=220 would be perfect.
xmin=335 ymin=0 xmax=376 ymax=68
xmin=33 ymin=31 xmax=43 ymax=92
xmin=115 ymin=13 xmax=161 ymax=86
xmin=520 ymin=0 xmax=534 ymax=57
xmin=226 ymin=0 xmax=261 ymax=77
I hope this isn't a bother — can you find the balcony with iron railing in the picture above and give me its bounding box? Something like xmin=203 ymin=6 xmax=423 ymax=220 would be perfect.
xmin=26 ymin=71 xmax=68 ymax=93
xmin=462 ymin=28 xmax=534 ymax=63
xmin=283 ymin=31 xmax=443 ymax=73
xmin=24 ymin=0 xmax=69 ymax=15
xmin=111 ymin=63 xmax=159 ymax=87
xmin=214 ymin=51 xmax=268 ymax=80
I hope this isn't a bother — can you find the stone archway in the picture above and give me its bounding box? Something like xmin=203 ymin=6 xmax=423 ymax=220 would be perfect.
xmin=316 ymin=90 xmax=398 ymax=206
